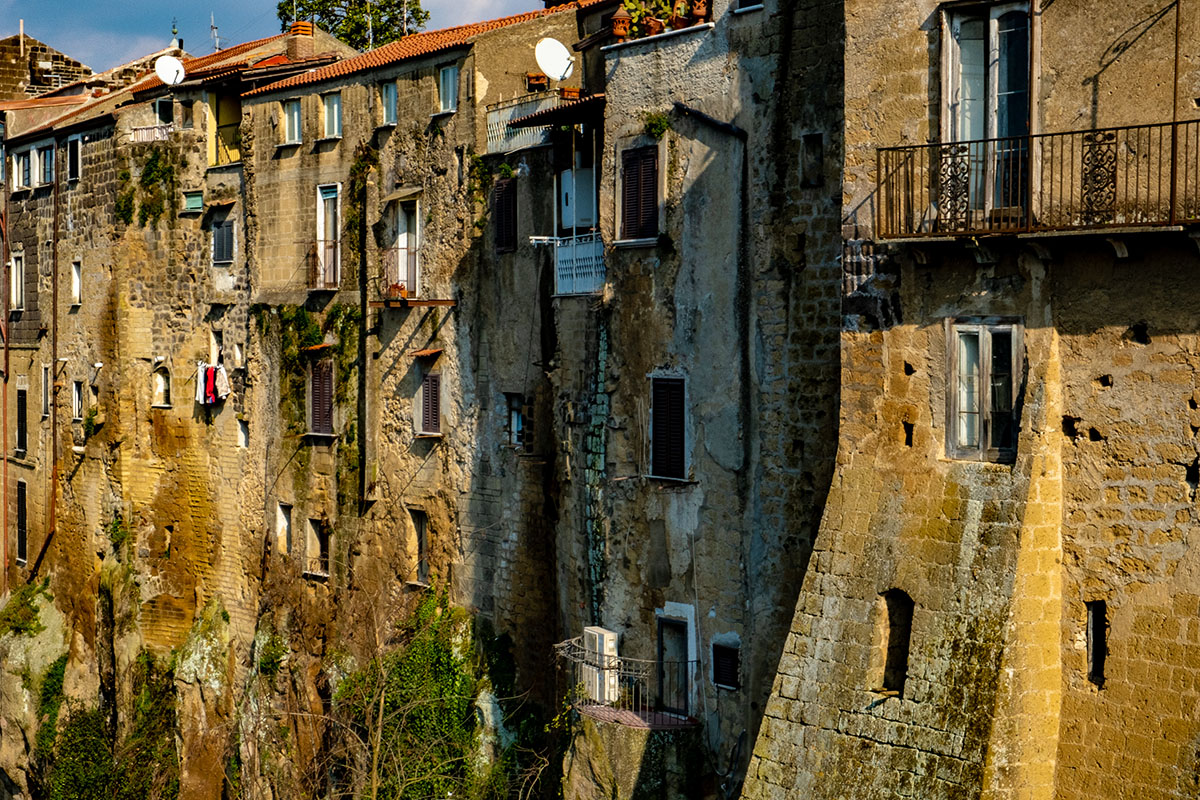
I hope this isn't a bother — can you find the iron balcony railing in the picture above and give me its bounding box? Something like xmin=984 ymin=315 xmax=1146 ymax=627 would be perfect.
xmin=130 ymin=124 xmax=174 ymax=143
xmin=310 ymin=239 xmax=340 ymax=290
xmin=555 ymin=637 xmax=698 ymax=729
xmin=877 ymin=119 xmax=1200 ymax=238
xmin=215 ymin=122 xmax=241 ymax=166
xmin=531 ymin=233 xmax=605 ymax=295
xmin=379 ymin=246 xmax=420 ymax=298
xmin=485 ymin=92 xmax=557 ymax=154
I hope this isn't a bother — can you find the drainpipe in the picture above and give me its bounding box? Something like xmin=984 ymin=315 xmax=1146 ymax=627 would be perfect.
xmin=1 ymin=125 xmax=7 ymax=596
xmin=31 ymin=142 xmax=59 ymax=580
xmin=1170 ymin=0 xmax=1181 ymax=223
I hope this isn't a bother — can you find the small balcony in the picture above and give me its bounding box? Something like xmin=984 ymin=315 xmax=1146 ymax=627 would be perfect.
xmin=555 ymin=637 xmax=698 ymax=729
xmin=214 ymin=122 xmax=241 ymax=166
xmin=130 ymin=124 xmax=174 ymax=143
xmin=370 ymin=247 xmax=455 ymax=308
xmin=309 ymin=239 xmax=340 ymax=290
xmin=532 ymin=233 xmax=605 ymax=295
xmin=877 ymin=119 xmax=1200 ymax=238
xmin=485 ymin=92 xmax=559 ymax=154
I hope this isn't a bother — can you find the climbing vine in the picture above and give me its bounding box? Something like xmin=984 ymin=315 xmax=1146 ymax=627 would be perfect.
xmin=0 ymin=578 xmax=50 ymax=637
xmin=135 ymin=146 xmax=179 ymax=227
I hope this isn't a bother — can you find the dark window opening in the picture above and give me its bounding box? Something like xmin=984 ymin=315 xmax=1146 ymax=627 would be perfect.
xmin=420 ymin=372 xmax=441 ymax=434
xmin=411 ymin=508 xmax=429 ymax=583
xmin=505 ymin=392 xmax=528 ymax=449
xmin=881 ymin=589 xmax=914 ymax=696
xmin=1087 ymin=600 xmax=1107 ymax=686
xmin=16 ymin=389 xmax=27 ymax=455
xmin=309 ymin=359 xmax=333 ymax=435
xmin=16 ymin=480 xmax=27 ymax=564
xmin=651 ymin=377 xmax=686 ymax=479
xmin=67 ymin=138 xmax=81 ymax=182
xmin=800 ymin=132 xmax=824 ymax=187
xmin=492 ymin=177 xmax=517 ymax=253
xmin=903 ymin=420 xmax=914 ymax=447
xmin=621 ymin=145 xmax=658 ymax=240
xmin=712 ymin=643 xmax=740 ymax=689
xmin=308 ymin=518 xmax=330 ymax=576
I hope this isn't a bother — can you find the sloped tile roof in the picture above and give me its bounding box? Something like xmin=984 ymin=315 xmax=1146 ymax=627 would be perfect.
xmin=133 ymin=32 xmax=290 ymax=93
xmin=245 ymin=0 xmax=611 ymax=98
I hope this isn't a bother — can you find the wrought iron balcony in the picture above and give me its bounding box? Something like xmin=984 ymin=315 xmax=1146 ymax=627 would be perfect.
xmin=379 ymin=246 xmax=420 ymax=299
xmin=876 ymin=120 xmax=1200 ymax=238
xmin=531 ymin=233 xmax=605 ymax=295
xmin=555 ymin=637 xmax=699 ymax=730
xmin=485 ymin=92 xmax=558 ymax=154
xmin=309 ymin=239 xmax=340 ymax=290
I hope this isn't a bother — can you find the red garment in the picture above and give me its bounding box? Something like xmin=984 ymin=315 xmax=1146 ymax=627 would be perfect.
xmin=205 ymin=367 xmax=217 ymax=404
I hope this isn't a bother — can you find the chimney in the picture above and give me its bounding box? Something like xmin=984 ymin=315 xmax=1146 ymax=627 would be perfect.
xmin=19 ymin=19 xmax=24 ymax=58
xmin=288 ymin=21 xmax=314 ymax=61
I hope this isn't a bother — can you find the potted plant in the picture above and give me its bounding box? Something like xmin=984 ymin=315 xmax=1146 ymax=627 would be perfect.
xmin=669 ymin=0 xmax=691 ymax=28
xmin=691 ymin=0 xmax=707 ymax=17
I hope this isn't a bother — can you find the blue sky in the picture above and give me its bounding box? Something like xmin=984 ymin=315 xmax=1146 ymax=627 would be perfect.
xmin=1 ymin=0 xmax=530 ymax=71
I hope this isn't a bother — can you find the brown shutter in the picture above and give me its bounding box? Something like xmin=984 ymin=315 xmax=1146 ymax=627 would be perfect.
xmin=621 ymin=148 xmax=640 ymax=239
xmin=492 ymin=178 xmax=517 ymax=253
xmin=310 ymin=360 xmax=333 ymax=434
xmin=422 ymin=372 xmax=441 ymax=434
xmin=651 ymin=378 xmax=685 ymax=479
xmin=622 ymin=146 xmax=658 ymax=240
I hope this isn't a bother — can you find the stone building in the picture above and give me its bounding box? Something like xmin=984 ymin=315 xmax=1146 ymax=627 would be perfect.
xmin=743 ymin=1 xmax=1200 ymax=799
xmin=0 ymin=29 xmax=91 ymax=101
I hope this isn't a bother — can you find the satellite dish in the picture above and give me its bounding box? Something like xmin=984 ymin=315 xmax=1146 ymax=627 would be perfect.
xmin=154 ymin=55 xmax=186 ymax=86
xmin=534 ymin=37 xmax=574 ymax=82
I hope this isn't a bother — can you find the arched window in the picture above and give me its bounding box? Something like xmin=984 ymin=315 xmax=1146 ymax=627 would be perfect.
xmin=877 ymin=589 xmax=914 ymax=696
xmin=152 ymin=368 xmax=171 ymax=407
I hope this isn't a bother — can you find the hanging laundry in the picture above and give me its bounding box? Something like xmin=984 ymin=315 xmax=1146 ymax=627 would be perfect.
xmin=205 ymin=366 xmax=217 ymax=404
xmin=214 ymin=364 xmax=231 ymax=400
xmin=195 ymin=362 xmax=207 ymax=404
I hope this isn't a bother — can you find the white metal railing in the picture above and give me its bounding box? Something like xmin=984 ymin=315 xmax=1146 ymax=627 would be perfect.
xmin=532 ymin=233 xmax=605 ymax=295
xmin=130 ymin=124 xmax=174 ymax=142
xmin=485 ymin=92 xmax=558 ymax=154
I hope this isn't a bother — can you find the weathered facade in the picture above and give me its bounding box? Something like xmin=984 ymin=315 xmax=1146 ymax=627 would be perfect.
xmin=743 ymin=1 xmax=1200 ymax=799
xmin=0 ymin=32 xmax=91 ymax=101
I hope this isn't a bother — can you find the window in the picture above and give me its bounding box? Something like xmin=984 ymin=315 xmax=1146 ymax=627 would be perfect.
xmin=438 ymin=65 xmax=459 ymax=113
xmin=505 ymin=393 xmax=527 ymax=449
xmin=944 ymin=3 xmax=1030 ymax=215
xmin=67 ymin=137 xmax=81 ymax=182
xmin=155 ymin=98 xmax=174 ymax=126
xmin=621 ymin=145 xmax=659 ymax=240
xmin=283 ymin=98 xmax=302 ymax=144
xmin=712 ymin=643 xmax=740 ymax=689
xmin=393 ymin=199 xmax=419 ymax=297
xmin=37 ymin=146 xmax=53 ymax=186
xmin=212 ymin=211 xmax=234 ymax=265
xmin=323 ymin=93 xmax=342 ymax=138
xmin=650 ymin=377 xmax=686 ymax=479
xmin=13 ymin=151 xmax=30 ymax=189
xmin=70 ymin=260 xmax=81 ymax=305
xmin=152 ymin=368 xmax=171 ymax=407
xmin=72 ymin=381 xmax=84 ymax=421
xmin=276 ymin=503 xmax=292 ymax=555
xmin=308 ymin=358 xmax=334 ymax=435
xmin=492 ymin=177 xmax=517 ymax=254
xmin=419 ymin=372 xmax=441 ymax=435
xmin=41 ymin=365 xmax=50 ymax=417
xmin=183 ymin=191 xmax=203 ymax=213
xmin=11 ymin=253 xmax=24 ymax=311
xmin=316 ymin=184 xmax=340 ymax=288
xmin=238 ymin=419 xmax=249 ymax=448
xmin=15 ymin=388 xmax=27 ymax=455
xmin=410 ymin=508 xmax=429 ymax=583
xmin=211 ymin=93 xmax=242 ymax=166
xmin=1087 ymin=600 xmax=1107 ymax=686
xmin=180 ymin=101 xmax=194 ymax=129
xmin=879 ymin=589 xmax=914 ymax=696
xmin=16 ymin=480 xmax=26 ymax=565
xmin=380 ymin=82 xmax=397 ymax=125
xmin=307 ymin=518 xmax=330 ymax=576
xmin=800 ymin=132 xmax=823 ymax=187
xmin=948 ymin=319 xmax=1021 ymax=461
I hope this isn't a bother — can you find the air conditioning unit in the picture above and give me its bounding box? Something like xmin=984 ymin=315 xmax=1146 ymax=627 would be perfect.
xmin=581 ymin=626 xmax=619 ymax=704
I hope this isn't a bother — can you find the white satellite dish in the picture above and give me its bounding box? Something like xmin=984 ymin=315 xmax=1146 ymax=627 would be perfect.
xmin=534 ymin=37 xmax=574 ymax=82
xmin=154 ymin=55 xmax=186 ymax=86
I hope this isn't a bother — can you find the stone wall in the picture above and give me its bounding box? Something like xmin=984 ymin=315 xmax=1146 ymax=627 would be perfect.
xmin=0 ymin=34 xmax=91 ymax=100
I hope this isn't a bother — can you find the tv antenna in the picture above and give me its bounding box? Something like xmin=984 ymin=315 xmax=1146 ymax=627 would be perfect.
xmin=534 ymin=37 xmax=575 ymax=82
xmin=210 ymin=13 xmax=223 ymax=51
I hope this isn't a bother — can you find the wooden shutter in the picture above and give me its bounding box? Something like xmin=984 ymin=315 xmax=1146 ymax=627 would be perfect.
xmin=213 ymin=216 xmax=233 ymax=263
xmin=492 ymin=178 xmax=517 ymax=253
xmin=421 ymin=372 xmax=441 ymax=434
xmin=310 ymin=360 xmax=333 ymax=434
xmin=622 ymin=146 xmax=658 ymax=240
xmin=16 ymin=389 xmax=26 ymax=453
xmin=651 ymin=378 xmax=685 ymax=478
xmin=16 ymin=481 xmax=26 ymax=562
xmin=712 ymin=644 xmax=740 ymax=688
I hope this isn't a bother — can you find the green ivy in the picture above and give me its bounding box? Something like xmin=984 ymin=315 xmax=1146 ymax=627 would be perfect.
xmin=136 ymin=146 xmax=177 ymax=228
xmin=0 ymin=578 xmax=50 ymax=637
xmin=643 ymin=111 xmax=672 ymax=141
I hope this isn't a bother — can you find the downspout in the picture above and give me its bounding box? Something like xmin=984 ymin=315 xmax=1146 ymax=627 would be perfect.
xmin=1 ymin=125 xmax=8 ymax=597
xmin=1170 ymin=0 xmax=1181 ymax=222
xmin=32 ymin=141 xmax=59 ymax=579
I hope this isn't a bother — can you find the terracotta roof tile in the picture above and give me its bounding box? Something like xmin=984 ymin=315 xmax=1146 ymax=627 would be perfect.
xmin=245 ymin=0 xmax=611 ymax=98
xmin=135 ymin=32 xmax=290 ymax=92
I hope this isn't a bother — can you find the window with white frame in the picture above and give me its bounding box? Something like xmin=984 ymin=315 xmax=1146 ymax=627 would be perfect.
xmin=438 ymin=65 xmax=459 ymax=113
xmin=11 ymin=253 xmax=24 ymax=311
xmin=322 ymin=92 xmax=342 ymax=138
xmin=947 ymin=318 xmax=1022 ymax=461
xmin=72 ymin=380 xmax=84 ymax=421
xmin=649 ymin=376 xmax=686 ymax=479
xmin=392 ymin=199 xmax=419 ymax=296
xmin=15 ymin=480 xmax=26 ymax=564
xmin=316 ymin=184 xmax=340 ymax=287
xmin=380 ymin=81 xmax=397 ymax=125
xmin=283 ymin=98 xmax=302 ymax=144
xmin=71 ymin=259 xmax=81 ymax=305
xmin=67 ymin=136 xmax=81 ymax=182
xmin=13 ymin=151 xmax=30 ymax=189
xmin=37 ymin=145 xmax=53 ymax=186
xmin=41 ymin=365 xmax=50 ymax=417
